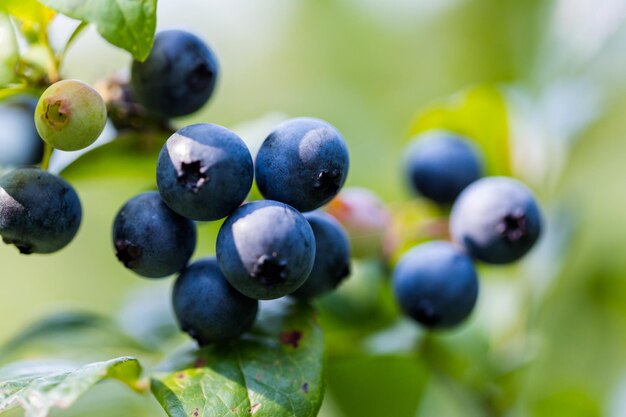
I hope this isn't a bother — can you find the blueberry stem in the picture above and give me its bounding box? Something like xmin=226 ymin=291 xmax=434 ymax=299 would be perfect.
xmin=39 ymin=30 xmax=61 ymax=84
xmin=40 ymin=142 xmax=53 ymax=171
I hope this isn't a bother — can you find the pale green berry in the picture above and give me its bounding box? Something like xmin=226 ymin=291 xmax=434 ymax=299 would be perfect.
xmin=35 ymin=79 xmax=107 ymax=151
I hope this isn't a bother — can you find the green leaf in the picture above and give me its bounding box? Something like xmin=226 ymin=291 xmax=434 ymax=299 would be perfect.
xmin=326 ymin=354 xmax=429 ymax=417
xmin=0 ymin=356 xmax=143 ymax=417
xmin=531 ymin=388 xmax=601 ymax=417
xmin=0 ymin=311 xmax=157 ymax=365
xmin=0 ymin=0 xmax=55 ymax=28
xmin=151 ymin=300 xmax=324 ymax=417
xmin=408 ymin=85 xmax=511 ymax=176
xmin=0 ymin=13 xmax=18 ymax=85
xmin=62 ymin=21 xmax=88 ymax=55
xmin=39 ymin=0 xmax=157 ymax=61
xmin=0 ymin=84 xmax=47 ymax=103
xmin=0 ymin=312 xmax=107 ymax=358
xmin=0 ymin=85 xmax=38 ymax=101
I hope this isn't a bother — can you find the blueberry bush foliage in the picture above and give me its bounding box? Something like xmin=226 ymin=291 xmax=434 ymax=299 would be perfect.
xmin=1 ymin=1 xmax=626 ymax=417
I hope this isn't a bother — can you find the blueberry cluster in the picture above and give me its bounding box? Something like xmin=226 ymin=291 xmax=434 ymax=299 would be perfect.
xmin=0 ymin=80 xmax=107 ymax=254
xmin=112 ymin=30 xmax=352 ymax=345
xmin=394 ymin=130 xmax=543 ymax=329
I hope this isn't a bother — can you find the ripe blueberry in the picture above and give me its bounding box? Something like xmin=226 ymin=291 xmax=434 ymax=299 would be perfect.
xmin=130 ymin=29 xmax=219 ymax=118
xmin=292 ymin=211 xmax=351 ymax=300
xmin=34 ymin=79 xmax=107 ymax=151
xmin=0 ymin=168 xmax=81 ymax=254
xmin=112 ymin=191 xmax=196 ymax=278
xmin=450 ymin=176 xmax=542 ymax=264
xmin=0 ymin=97 xmax=44 ymax=166
xmin=156 ymin=123 xmax=253 ymax=221
xmin=173 ymin=258 xmax=258 ymax=345
xmin=404 ymin=130 xmax=483 ymax=204
xmin=392 ymin=241 xmax=478 ymax=328
xmin=216 ymin=200 xmax=316 ymax=300
xmin=255 ymin=117 xmax=349 ymax=212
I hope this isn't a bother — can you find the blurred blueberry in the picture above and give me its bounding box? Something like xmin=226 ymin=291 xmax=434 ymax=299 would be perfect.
xmin=0 ymin=97 xmax=44 ymax=167
xmin=393 ymin=241 xmax=478 ymax=328
xmin=404 ymin=130 xmax=483 ymax=204
xmin=450 ymin=176 xmax=543 ymax=264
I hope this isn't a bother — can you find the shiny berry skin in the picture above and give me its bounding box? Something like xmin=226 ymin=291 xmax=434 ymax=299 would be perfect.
xmin=130 ymin=29 xmax=219 ymax=118
xmin=112 ymin=191 xmax=196 ymax=278
xmin=156 ymin=123 xmax=253 ymax=221
xmin=216 ymin=200 xmax=316 ymax=300
xmin=392 ymin=241 xmax=478 ymax=328
xmin=173 ymin=258 xmax=258 ymax=345
xmin=450 ymin=177 xmax=542 ymax=264
xmin=255 ymin=117 xmax=349 ymax=212
xmin=0 ymin=168 xmax=81 ymax=254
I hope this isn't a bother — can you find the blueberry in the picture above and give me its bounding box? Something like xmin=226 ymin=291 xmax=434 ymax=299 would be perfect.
xmin=156 ymin=123 xmax=253 ymax=221
xmin=35 ymin=79 xmax=107 ymax=151
xmin=292 ymin=211 xmax=351 ymax=300
xmin=173 ymin=257 xmax=258 ymax=345
xmin=113 ymin=191 xmax=196 ymax=278
xmin=450 ymin=177 xmax=542 ymax=264
xmin=0 ymin=168 xmax=81 ymax=254
xmin=130 ymin=29 xmax=219 ymax=118
xmin=255 ymin=117 xmax=349 ymax=212
xmin=0 ymin=97 xmax=44 ymax=166
xmin=404 ymin=130 xmax=483 ymax=204
xmin=392 ymin=241 xmax=478 ymax=328
xmin=216 ymin=200 xmax=316 ymax=300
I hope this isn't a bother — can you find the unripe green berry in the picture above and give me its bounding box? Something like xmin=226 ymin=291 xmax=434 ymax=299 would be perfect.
xmin=35 ymin=79 xmax=107 ymax=151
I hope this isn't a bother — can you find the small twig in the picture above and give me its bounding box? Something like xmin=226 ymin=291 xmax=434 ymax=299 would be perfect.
xmin=38 ymin=28 xmax=60 ymax=83
xmin=40 ymin=142 xmax=53 ymax=171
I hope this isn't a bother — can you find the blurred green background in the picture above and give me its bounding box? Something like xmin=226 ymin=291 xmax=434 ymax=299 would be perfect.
xmin=3 ymin=0 xmax=626 ymax=416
